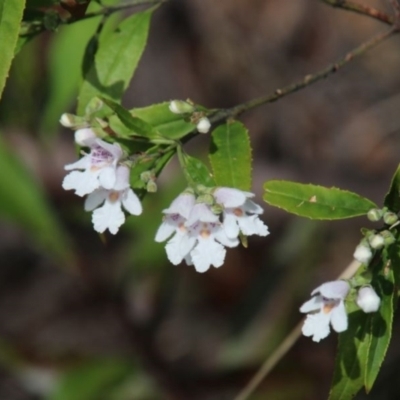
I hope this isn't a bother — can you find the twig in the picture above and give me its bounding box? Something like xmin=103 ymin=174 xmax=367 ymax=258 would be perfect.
xmin=320 ymin=0 xmax=393 ymax=25
xmin=233 ymin=260 xmax=361 ymax=400
xmin=211 ymin=27 xmax=397 ymax=124
xmin=389 ymin=0 xmax=400 ymax=28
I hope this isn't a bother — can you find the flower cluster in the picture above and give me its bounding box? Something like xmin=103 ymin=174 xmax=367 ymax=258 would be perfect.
xmin=62 ymin=124 xmax=142 ymax=234
xmin=300 ymin=280 xmax=381 ymax=342
xmin=155 ymin=187 xmax=269 ymax=272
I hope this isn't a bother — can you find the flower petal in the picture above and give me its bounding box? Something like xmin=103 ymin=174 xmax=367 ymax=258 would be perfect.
xmin=62 ymin=169 xmax=100 ymax=196
xmin=163 ymin=192 xmax=195 ymax=219
xmin=95 ymin=139 xmax=123 ymax=160
xmin=315 ymin=281 xmax=350 ymax=300
xmin=300 ymin=295 xmax=323 ymax=313
xmin=92 ymin=199 xmax=125 ymax=234
xmin=165 ymin=233 xmax=195 ymax=265
xmin=330 ymin=301 xmax=348 ymax=332
xmin=186 ymin=203 xmax=218 ymax=227
xmin=222 ymin=212 xmax=240 ymax=239
xmin=122 ymin=189 xmax=142 ymax=215
xmin=155 ymin=221 xmax=176 ymax=242
xmin=237 ymin=215 xmax=269 ymax=236
xmin=190 ymin=239 xmax=226 ymax=273
xmin=213 ymin=187 xmax=247 ymax=208
xmin=243 ymin=199 xmax=264 ymax=214
xmin=84 ymin=189 xmax=107 ymax=211
xmin=64 ymin=155 xmax=91 ymax=171
xmin=98 ymin=166 xmax=117 ymax=190
xmin=302 ymin=312 xmax=331 ymax=342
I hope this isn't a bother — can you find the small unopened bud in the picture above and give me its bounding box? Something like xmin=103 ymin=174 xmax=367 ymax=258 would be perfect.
xmin=357 ymin=286 xmax=381 ymax=313
xmin=147 ymin=180 xmax=157 ymax=193
xmin=197 ymin=193 xmax=214 ymax=205
xmin=380 ymin=230 xmax=396 ymax=246
xmin=367 ymin=208 xmax=383 ymax=222
xmin=169 ymin=100 xmax=194 ymax=114
xmin=197 ymin=117 xmax=211 ymax=133
xmin=369 ymin=234 xmax=385 ymax=250
xmin=353 ymin=242 xmax=372 ymax=264
xmin=74 ymin=128 xmax=97 ymax=146
xmin=60 ymin=113 xmax=75 ymax=128
xmin=140 ymin=171 xmax=153 ymax=182
xmin=383 ymin=211 xmax=398 ymax=225
xmin=211 ymin=204 xmax=223 ymax=214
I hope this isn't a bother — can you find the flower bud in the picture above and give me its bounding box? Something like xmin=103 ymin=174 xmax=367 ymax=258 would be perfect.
xmin=147 ymin=180 xmax=157 ymax=193
xmin=367 ymin=208 xmax=383 ymax=222
xmin=169 ymin=100 xmax=194 ymax=114
xmin=353 ymin=242 xmax=372 ymax=264
xmin=369 ymin=234 xmax=385 ymax=250
xmin=197 ymin=117 xmax=211 ymax=133
xmin=74 ymin=128 xmax=97 ymax=146
xmin=356 ymin=286 xmax=381 ymax=313
xmin=210 ymin=203 xmax=223 ymax=214
xmin=383 ymin=211 xmax=398 ymax=225
xmin=60 ymin=113 xmax=75 ymax=128
xmin=380 ymin=229 xmax=396 ymax=246
xmin=196 ymin=193 xmax=214 ymax=205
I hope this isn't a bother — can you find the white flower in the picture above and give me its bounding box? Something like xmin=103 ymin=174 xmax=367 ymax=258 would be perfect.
xmin=353 ymin=242 xmax=373 ymax=264
xmin=62 ymin=138 xmax=123 ymax=196
xmin=84 ymin=165 xmax=142 ymax=234
xmin=300 ymin=280 xmax=350 ymax=342
xmin=369 ymin=234 xmax=385 ymax=250
xmin=213 ymin=187 xmax=269 ymax=239
xmin=197 ymin=117 xmax=211 ymax=133
xmin=357 ymin=286 xmax=381 ymax=313
xmin=185 ymin=221 xmax=239 ymax=273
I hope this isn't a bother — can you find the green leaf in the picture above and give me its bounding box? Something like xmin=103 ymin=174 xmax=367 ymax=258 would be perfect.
xmin=0 ymin=136 xmax=72 ymax=263
xmin=183 ymin=153 xmax=215 ymax=187
xmin=384 ymin=164 xmax=400 ymax=213
xmin=263 ymin=181 xmax=377 ymax=220
xmin=209 ymin=121 xmax=252 ymax=191
xmin=49 ymin=359 xmax=133 ymax=400
xmin=364 ymin=249 xmax=395 ymax=391
xmin=0 ymin=0 xmax=26 ymax=101
xmin=77 ymin=8 xmax=153 ymax=115
xmin=132 ymin=102 xmax=195 ymax=139
xmin=101 ymin=98 xmax=157 ymax=139
xmin=329 ymin=304 xmax=370 ymax=400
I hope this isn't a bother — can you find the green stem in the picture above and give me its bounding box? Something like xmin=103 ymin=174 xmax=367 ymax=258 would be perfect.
xmin=211 ymin=27 xmax=396 ymax=124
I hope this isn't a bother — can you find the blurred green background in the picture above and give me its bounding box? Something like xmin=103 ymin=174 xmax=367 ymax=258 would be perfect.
xmin=1 ymin=0 xmax=400 ymax=399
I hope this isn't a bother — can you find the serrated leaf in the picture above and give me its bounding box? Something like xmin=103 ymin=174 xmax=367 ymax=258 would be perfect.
xmin=101 ymin=98 xmax=157 ymax=138
xmin=0 ymin=0 xmax=26 ymax=101
xmin=329 ymin=306 xmax=370 ymax=400
xmin=183 ymin=154 xmax=215 ymax=187
xmin=77 ymin=8 xmax=153 ymax=114
xmin=131 ymin=102 xmax=195 ymax=139
xmin=263 ymin=181 xmax=377 ymax=220
xmin=209 ymin=121 xmax=252 ymax=191
xmin=364 ymin=250 xmax=395 ymax=391
xmin=384 ymin=164 xmax=400 ymax=213
xmin=0 ymin=136 xmax=72 ymax=263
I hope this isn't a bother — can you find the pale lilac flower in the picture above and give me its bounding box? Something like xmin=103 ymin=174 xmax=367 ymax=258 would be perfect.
xmin=300 ymin=280 xmax=350 ymax=342
xmin=357 ymin=286 xmax=381 ymax=313
xmin=213 ymin=187 xmax=269 ymax=239
xmin=62 ymin=137 xmax=123 ymax=196
xmin=155 ymin=192 xmax=196 ymax=265
xmin=84 ymin=165 xmax=142 ymax=234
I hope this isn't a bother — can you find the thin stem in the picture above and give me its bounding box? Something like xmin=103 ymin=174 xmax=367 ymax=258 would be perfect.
xmin=320 ymin=0 xmax=393 ymax=24
xmin=211 ymin=27 xmax=396 ymax=124
xmin=233 ymin=259 xmax=361 ymax=400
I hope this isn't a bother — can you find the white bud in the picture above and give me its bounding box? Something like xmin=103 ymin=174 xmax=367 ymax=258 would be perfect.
xmin=169 ymin=100 xmax=194 ymax=114
xmin=74 ymin=128 xmax=97 ymax=146
xmin=60 ymin=113 xmax=75 ymax=128
xmin=197 ymin=117 xmax=211 ymax=133
xmin=369 ymin=234 xmax=385 ymax=250
xmin=353 ymin=243 xmax=372 ymax=264
xmin=356 ymin=286 xmax=381 ymax=313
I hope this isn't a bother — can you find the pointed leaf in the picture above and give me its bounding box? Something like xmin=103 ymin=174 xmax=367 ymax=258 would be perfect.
xmin=263 ymin=181 xmax=377 ymax=220
xmin=77 ymin=8 xmax=153 ymax=114
xmin=364 ymin=249 xmax=395 ymax=391
xmin=101 ymin=98 xmax=157 ymax=138
xmin=209 ymin=121 xmax=252 ymax=191
xmin=384 ymin=164 xmax=400 ymax=213
xmin=0 ymin=0 xmax=26 ymax=101
xmin=131 ymin=102 xmax=195 ymax=139
xmin=183 ymin=154 xmax=215 ymax=187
